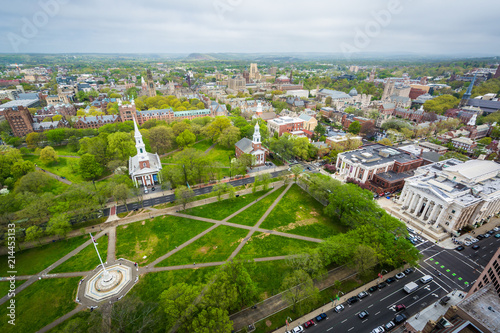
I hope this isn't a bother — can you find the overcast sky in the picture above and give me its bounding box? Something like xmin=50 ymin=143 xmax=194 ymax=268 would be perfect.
xmin=1 ymin=0 xmax=499 ymax=56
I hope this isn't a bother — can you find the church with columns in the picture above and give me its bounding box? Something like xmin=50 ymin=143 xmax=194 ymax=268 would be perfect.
xmin=397 ymin=159 xmax=500 ymax=233
xmin=128 ymin=118 xmax=162 ymax=188
xmin=234 ymin=122 xmax=267 ymax=166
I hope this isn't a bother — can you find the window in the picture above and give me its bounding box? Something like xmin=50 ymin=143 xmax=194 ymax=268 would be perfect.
xmin=140 ymin=148 xmax=143 ymax=153
xmin=143 ymin=162 xmax=146 ymax=167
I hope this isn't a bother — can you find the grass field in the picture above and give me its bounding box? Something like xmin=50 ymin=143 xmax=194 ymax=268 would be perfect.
xmin=157 ymin=225 xmax=248 ymax=266
xmin=0 ymin=236 xmax=88 ymax=276
xmin=50 ymin=235 xmax=108 ymax=273
xmin=23 ymin=155 xmax=84 ymax=183
xmin=184 ymin=189 xmax=271 ymax=220
xmin=51 ymin=145 xmax=80 ymax=156
xmin=236 ymin=232 xmax=318 ymax=260
xmin=0 ymin=280 xmax=23 ymax=299
xmin=228 ymin=185 xmax=286 ymax=226
xmin=0 ymin=277 xmax=81 ymax=333
xmin=192 ymin=139 xmax=213 ymax=152
xmin=115 ymin=215 xmax=212 ymax=265
xmin=206 ymin=143 xmax=234 ymax=166
xmin=260 ymin=184 xmax=346 ymax=239
xmin=244 ymin=259 xmax=295 ymax=301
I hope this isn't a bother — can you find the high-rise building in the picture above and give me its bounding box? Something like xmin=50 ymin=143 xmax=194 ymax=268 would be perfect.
xmin=249 ymin=63 xmax=260 ymax=80
xmin=467 ymin=246 xmax=500 ymax=297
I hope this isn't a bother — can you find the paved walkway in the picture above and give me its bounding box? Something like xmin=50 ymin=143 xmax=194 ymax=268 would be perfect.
xmin=229 ymin=182 xmax=293 ymax=260
xmin=35 ymin=166 xmax=72 ymax=185
xmin=107 ymin=226 xmax=116 ymax=262
xmin=204 ymin=142 xmax=217 ymax=154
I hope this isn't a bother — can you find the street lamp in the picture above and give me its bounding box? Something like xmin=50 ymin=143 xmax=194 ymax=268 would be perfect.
xmin=228 ymin=156 xmax=232 ymax=179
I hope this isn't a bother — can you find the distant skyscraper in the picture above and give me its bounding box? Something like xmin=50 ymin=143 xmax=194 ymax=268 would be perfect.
xmin=249 ymin=63 xmax=260 ymax=80
xmin=146 ymin=69 xmax=156 ymax=97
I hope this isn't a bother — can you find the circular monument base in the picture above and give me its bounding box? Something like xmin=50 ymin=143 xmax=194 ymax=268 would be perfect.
xmin=82 ymin=262 xmax=134 ymax=303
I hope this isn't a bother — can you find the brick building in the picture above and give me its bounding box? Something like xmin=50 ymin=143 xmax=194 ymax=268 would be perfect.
xmin=4 ymin=106 xmax=34 ymax=137
xmin=267 ymin=116 xmax=304 ymax=137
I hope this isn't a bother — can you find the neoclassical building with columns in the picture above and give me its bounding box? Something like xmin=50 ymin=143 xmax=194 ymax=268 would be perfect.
xmin=397 ymin=159 xmax=500 ymax=233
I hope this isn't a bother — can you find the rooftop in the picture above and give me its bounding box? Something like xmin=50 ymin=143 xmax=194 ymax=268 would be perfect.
xmin=339 ymin=143 xmax=419 ymax=167
xmin=458 ymin=284 xmax=500 ymax=333
xmin=0 ymin=99 xmax=39 ymax=109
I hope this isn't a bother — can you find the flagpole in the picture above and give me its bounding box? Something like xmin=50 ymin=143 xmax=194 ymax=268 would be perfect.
xmin=89 ymin=232 xmax=109 ymax=279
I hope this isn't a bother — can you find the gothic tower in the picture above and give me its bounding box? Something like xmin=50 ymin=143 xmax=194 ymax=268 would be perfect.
xmin=146 ymin=69 xmax=156 ymax=97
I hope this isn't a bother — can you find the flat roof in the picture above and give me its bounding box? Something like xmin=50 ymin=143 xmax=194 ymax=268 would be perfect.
xmin=340 ymin=143 xmax=419 ymax=167
xmin=458 ymin=284 xmax=500 ymax=333
xmin=0 ymin=99 xmax=38 ymax=109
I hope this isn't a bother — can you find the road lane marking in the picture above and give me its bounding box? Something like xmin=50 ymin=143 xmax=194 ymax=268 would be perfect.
xmin=416 ymin=267 xmax=451 ymax=292
xmin=362 ymin=319 xmax=368 ymax=323
xmin=368 ymin=304 xmax=373 ymax=308
xmin=348 ymin=327 xmax=354 ymax=331
xmin=375 ymin=311 xmax=380 ymax=315
xmin=327 ymin=328 xmax=333 ymax=331
xmin=341 ymin=319 xmax=347 ymax=323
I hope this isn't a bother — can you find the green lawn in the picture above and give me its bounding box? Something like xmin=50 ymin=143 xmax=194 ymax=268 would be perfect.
xmin=115 ymin=215 xmax=213 ymax=265
xmin=0 ymin=277 xmax=81 ymax=333
xmin=0 ymin=280 xmax=24 ymax=299
xmin=50 ymin=235 xmax=108 ymax=273
xmin=260 ymin=184 xmax=346 ymax=239
xmin=228 ymin=186 xmax=287 ymax=226
xmin=51 ymin=145 xmax=80 ymax=156
xmin=236 ymin=232 xmax=318 ymax=260
xmin=206 ymin=143 xmax=234 ymax=166
xmin=23 ymin=155 xmax=84 ymax=183
xmin=0 ymin=236 xmax=88 ymax=276
xmin=192 ymin=139 xmax=213 ymax=152
xmin=158 ymin=225 xmax=248 ymax=266
xmin=244 ymin=260 xmax=295 ymax=301
xmin=184 ymin=189 xmax=271 ymax=220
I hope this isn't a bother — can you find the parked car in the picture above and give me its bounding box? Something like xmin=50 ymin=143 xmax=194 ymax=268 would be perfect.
xmin=455 ymin=246 xmax=465 ymax=251
xmin=303 ymin=320 xmax=314 ymax=329
xmin=395 ymin=304 xmax=406 ymax=311
xmin=347 ymin=296 xmax=359 ymax=305
xmin=358 ymin=310 xmax=369 ymax=319
xmin=394 ymin=314 xmax=407 ymax=325
xmin=385 ymin=277 xmax=396 ymax=284
xmin=378 ymin=282 xmax=388 ymax=289
xmin=488 ymin=230 xmax=495 ymax=235
xmin=495 ymin=233 xmax=500 ymax=238
xmin=358 ymin=291 xmax=369 ymax=299
xmin=476 ymin=234 xmax=484 ymax=240
xmin=395 ymin=273 xmax=406 ymax=279
xmin=493 ymin=227 xmax=500 ymax=232
xmin=371 ymin=326 xmax=385 ymax=333
xmin=292 ymin=326 xmax=304 ymax=333
xmin=472 ymin=245 xmax=480 ymax=250
xmin=368 ymin=286 xmax=378 ymax=293
xmin=407 ymin=227 xmax=415 ymax=233
xmin=403 ymin=268 xmax=414 ymax=275
xmin=334 ymin=305 xmax=345 ymax=313
xmin=464 ymin=241 xmax=472 ymax=246
xmin=384 ymin=321 xmax=396 ymax=331
xmin=470 ymin=238 xmax=478 ymax=243
xmin=315 ymin=313 xmax=327 ymax=322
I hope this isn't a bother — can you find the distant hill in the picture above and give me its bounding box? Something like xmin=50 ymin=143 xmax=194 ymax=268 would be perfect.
xmin=185 ymin=53 xmax=217 ymax=61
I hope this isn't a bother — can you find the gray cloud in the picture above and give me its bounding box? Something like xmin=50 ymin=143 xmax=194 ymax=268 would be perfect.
xmin=0 ymin=0 xmax=499 ymax=55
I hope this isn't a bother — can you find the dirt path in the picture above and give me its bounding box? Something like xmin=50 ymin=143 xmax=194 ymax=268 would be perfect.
xmin=35 ymin=166 xmax=72 ymax=185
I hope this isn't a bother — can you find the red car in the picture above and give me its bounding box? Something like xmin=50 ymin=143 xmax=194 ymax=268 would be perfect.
xmin=303 ymin=320 xmax=315 ymax=328
xmin=395 ymin=304 xmax=406 ymax=311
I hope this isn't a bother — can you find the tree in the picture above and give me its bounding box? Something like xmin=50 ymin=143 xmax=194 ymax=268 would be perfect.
xmin=313 ymin=124 xmax=326 ymax=137
xmin=149 ymin=126 xmax=174 ymax=154
xmin=175 ymin=185 xmax=195 ymax=210
xmin=10 ymin=160 xmax=35 ymax=179
xmin=204 ymin=117 xmax=231 ymax=140
xmin=67 ymin=136 xmax=80 ymax=152
xmin=360 ymin=121 xmax=375 ymax=136
xmin=46 ymin=128 xmax=66 ymax=144
xmin=348 ymin=121 xmax=361 ymax=135
xmin=291 ymin=165 xmax=302 ymax=182
xmin=107 ymin=132 xmax=136 ymax=160
xmin=25 ymin=225 xmax=44 ymax=245
xmin=103 ymin=296 xmax=160 ymax=333
xmin=216 ymin=126 xmax=240 ymax=148
xmin=378 ymin=138 xmax=393 ymax=146
xmin=190 ymin=307 xmax=233 ymax=333
xmin=113 ymin=184 xmax=130 ymax=211
xmin=260 ymin=173 xmax=271 ymax=191
xmin=47 ymin=213 xmax=71 ymax=239
xmin=423 ymin=95 xmax=459 ymax=115
xmin=478 ymin=137 xmax=492 ymax=145
xmin=26 ymin=132 xmax=41 ymax=149
xmin=352 ymin=245 xmax=378 ymax=274
xmin=293 ymin=137 xmax=311 ymax=160
xmin=79 ymin=153 xmax=103 ymax=180
xmin=212 ymin=183 xmax=227 ymax=201
xmin=440 ymin=151 xmax=469 ymax=162
xmin=325 ymin=183 xmax=377 ymax=226
xmin=226 ymin=184 xmax=235 ymax=200
xmin=176 ymin=129 xmax=196 ymax=148
xmin=39 ymin=146 xmax=58 ymax=165
xmin=281 ymin=269 xmax=319 ymax=313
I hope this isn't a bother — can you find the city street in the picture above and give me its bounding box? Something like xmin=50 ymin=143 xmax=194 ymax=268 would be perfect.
xmin=298 ymin=233 xmax=500 ymax=333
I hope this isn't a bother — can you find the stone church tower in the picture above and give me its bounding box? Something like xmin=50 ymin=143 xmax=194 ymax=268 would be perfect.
xmin=147 ymin=69 xmax=156 ymax=97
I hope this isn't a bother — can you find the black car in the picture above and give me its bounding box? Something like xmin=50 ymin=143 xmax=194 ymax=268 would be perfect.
xmin=385 ymin=277 xmax=396 ymax=284
xmin=455 ymin=246 xmax=465 ymax=251
xmin=472 ymin=245 xmax=480 ymax=250
xmin=347 ymin=296 xmax=359 ymax=305
xmin=394 ymin=313 xmax=407 ymax=325
xmin=476 ymin=234 xmax=484 ymax=240
xmin=378 ymin=282 xmax=387 ymax=289
xmin=403 ymin=268 xmax=414 ymax=275
xmin=487 ymin=230 xmax=495 ymax=235
xmin=368 ymin=286 xmax=378 ymax=293
xmin=315 ymin=313 xmax=327 ymax=322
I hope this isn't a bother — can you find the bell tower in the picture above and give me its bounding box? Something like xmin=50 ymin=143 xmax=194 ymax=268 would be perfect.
xmin=252 ymin=122 xmax=261 ymax=150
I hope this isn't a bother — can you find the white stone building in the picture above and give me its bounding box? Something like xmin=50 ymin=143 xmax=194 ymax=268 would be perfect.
xmin=397 ymin=159 xmax=500 ymax=233
xmin=128 ymin=119 xmax=162 ymax=187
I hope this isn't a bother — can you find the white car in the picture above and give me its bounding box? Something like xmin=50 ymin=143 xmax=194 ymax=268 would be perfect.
xmin=464 ymin=241 xmax=472 ymax=246
xmin=334 ymin=304 xmax=345 ymax=313
xmin=395 ymin=272 xmax=406 ymax=279
xmin=484 ymin=233 xmax=491 ymax=238
xmin=493 ymin=227 xmax=500 ymax=232
xmin=292 ymin=326 xmax=304 ymax=333
xmin=371 ymin=326 xmax=385 ymax=333
xmin=470 ymin=238 xmax=478 ymax=243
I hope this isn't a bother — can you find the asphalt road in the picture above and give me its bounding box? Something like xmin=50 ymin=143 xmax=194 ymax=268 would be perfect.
xmin=302 ymin=232 xmax=500 ymax=333
xmin=105 ymin=170 xmax=289 ymax=216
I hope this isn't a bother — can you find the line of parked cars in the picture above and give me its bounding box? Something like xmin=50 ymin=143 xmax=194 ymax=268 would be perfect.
xmin=286 ymin=313 xmax=327 ymax=332
xmin=455 ymin=227 xmax=500 ymax=251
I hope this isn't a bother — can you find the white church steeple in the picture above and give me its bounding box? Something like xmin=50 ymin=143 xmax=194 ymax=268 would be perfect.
xmin=252 ymin=122 xmax=261 ymax=144
xmin=133 ymin=118 xmax=148 ymax=163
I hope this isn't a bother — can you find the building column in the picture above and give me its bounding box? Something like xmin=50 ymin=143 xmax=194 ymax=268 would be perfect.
xmin=402 ymin=190 xmax=413 ymax=208
xmin=413 ymin=196 xmax=425 ymax=215
xmin=409 ymin=193 xmax=419 ymax=212
xmin=421 ymin=200 xmax=432 ymax=220
xmin=429 ymin=203 xmax=441 ymax=223
xmin=434 ymin=206 xmax=448 ymax=228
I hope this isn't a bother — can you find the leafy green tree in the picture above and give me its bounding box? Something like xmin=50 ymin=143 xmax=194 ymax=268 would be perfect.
xmin=149 ymin=126 xmax=174 ymax=154
xmin=291 ymin=165 xmax=302 ymax=182
xmin=212 ymin=183 xmax=228 ymax=201
xmin=47 ymin=213 xmax=71 ymax=239
xmin=176 ymin=129 xmax=196 ymax=148
xmin=10 ymin=160 xmax=35 ymax=179
xmin=26 ymin=132 xmax=41 ymax=149
xmin=204 ymin=117 xmax=231 ymax=140
xmin=25 ymin=225 xmax=44 ymax=245
xmin=79 ymin=153 xmax=103 ymax=180
xmin=440 ymin=151 xmax=469 ymax=162
xmin=352 ymin=245 xmax=378 ymax=274
xmin=281 ymin=269 xmax=319 ymax=313
xmin=260 ymin=173 xmax=271 ymax=191
xmin=226 ymin=184 xmax=235 ymax=200
xmin=314 ymin=124 xmax=326 ymax=137
xmin=175 ymin=185 xmax=195 ymax=210
xmin=293 ymin=137 xmax=311 ymax=160
xmin=39 ymin=146 xmax=58 ymax=165
xmin=190 ymin=307 xmax=232 ymax=333
xmin=46 ymin=128 xmax=66 ymax=144
xmin=378 ymin=138 xmax=393 ymax=146
xmin=478 ymin=137 xmax=492 ymax=145
xmin=67 ymin=136 xmax=80 ymax=152
xmin=325 ymin=183 xmax=376 ymax=226
xmin=107 ymin=132 xmax=136 ymax=160
xmin=113 ymin=184 xmax=130 ymax=211
xmin=348 ymin=121 xmax=361 ymax=135
xmin=423 ymin=95 xmax=459 ymax=114
xmin=216 ymin=126 xmax=240 ymax=148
